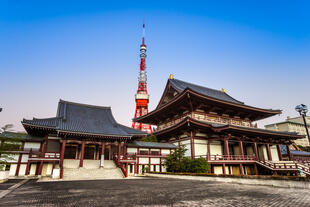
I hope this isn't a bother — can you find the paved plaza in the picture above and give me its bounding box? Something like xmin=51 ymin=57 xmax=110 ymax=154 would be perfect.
xmin=0 ymin=178 xmax=310 ymax=207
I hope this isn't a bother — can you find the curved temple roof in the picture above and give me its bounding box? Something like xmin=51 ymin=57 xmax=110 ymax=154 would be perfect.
xmin=169 ymin=78 xmax=244 ymax=105
xmin=22 ymin=100 xmax=146 ymax=138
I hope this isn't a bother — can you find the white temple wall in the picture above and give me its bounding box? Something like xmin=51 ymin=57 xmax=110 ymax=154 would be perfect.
xmin=210 ymin=141 xmax=222 ymax=155
xmin=127 ymin=147 xmax=138 ymax=153
xmin=258 ymin=145 xmax=268 ymax=160
xmin=214 ymin=166 xmax=224 ymax=174
xmin=180 ymin=140 xmax=191 ymax=157
xmin=24 ymin=142 xmax=40 ymax=150
xmin=270 ymin=145 xmax=279 ymax=161
xmin=151 ymin=158 xmax=160 ymax=164
xmin=63 ymin=159 xmax=79 ymax=169
xmin=194 ymin=139 xmax=207 ymax=156
xmin=139 ymin=158 xmax=149 ymax=164
xmin=29 ymin=164 xmax=37 ymax=176
xmin=161 ymin=149 xmax=170 ymax=155
xmin=18 ymin=164 xmax=26 ymax=176
xmin=9 ymin=164 xmax=17 ymax=176
xmin=21 ymin=154 xmax=29 ymax=163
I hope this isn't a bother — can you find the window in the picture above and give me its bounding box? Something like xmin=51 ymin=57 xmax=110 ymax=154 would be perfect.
xmin=139 ymin=150 xmax=148 ymax=155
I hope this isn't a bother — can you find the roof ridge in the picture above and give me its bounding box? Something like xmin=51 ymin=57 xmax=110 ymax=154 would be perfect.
xmin=170 ymin=78 xmax=244 ymax=105
xmin=59 ymin=99 xmax=111 ymax=110
xmin=172 ymin=78 xmax=223 ymax=93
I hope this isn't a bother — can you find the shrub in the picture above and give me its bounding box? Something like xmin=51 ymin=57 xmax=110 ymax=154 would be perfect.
xmin=164 ymin=145 xmax=209 ymax=173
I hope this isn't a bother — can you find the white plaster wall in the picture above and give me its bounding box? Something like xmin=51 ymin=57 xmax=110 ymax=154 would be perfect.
xmin=127 ymin=148 xmax=137 ymax=153
xmin=139 ymin=158 xmax=149 ymax=164
xmin=180 ymin=140 xmax=191 ymax=157
xmin=21 ymin=154 xmax=29 ymax=162
xmin=46 ymin=163 xmax=53 ymax=175
xmin=210 ymin=142 xmax=222 ymax=156
xmin=214 ymin=166 xmax=223 ymax=174
xmin=161 ymin=149 xmax=170 ymax=155
xmin=9 ymin=164 xmax=17 ymax=176
xmin=151 ymin=158 xmax=160 ymax=164
xmin=270 ymin=145 xmax=279 ymax=161
xmin=194 ymin=139 xmax=207 ymax=156
xmin=258 ymin=145 xmax=268 ymax=160
xmin=29 ymin=164 xmax=37 ymax=176
xmin=18 ymin=164 xmax=26 ymax=176
xmin=63 ymin=159 xmax=80 ymax=169
xmin=24 ymin=142 xmax=40 ymax=150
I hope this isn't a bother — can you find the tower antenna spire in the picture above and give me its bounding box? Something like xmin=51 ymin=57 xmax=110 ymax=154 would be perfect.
xmin=132 ymin=22 xmax=152 ymax=133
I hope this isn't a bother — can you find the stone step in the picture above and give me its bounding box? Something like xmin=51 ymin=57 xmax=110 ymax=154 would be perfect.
xmin=63 ymin=168 xmax=124 ymax=180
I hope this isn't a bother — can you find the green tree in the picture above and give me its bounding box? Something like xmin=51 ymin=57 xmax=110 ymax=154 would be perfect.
xmin=140 ymin=133 xmax=158 ymax=142
xmin=164 ymin=144 xmax=187 ymax=172
xmin=0 ymin=128 xmax=22 ymax=171
xmin=164 ymin=144 xmax=209 ymax=173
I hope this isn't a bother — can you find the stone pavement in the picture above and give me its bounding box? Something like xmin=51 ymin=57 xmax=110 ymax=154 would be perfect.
xmin=0 ymin=178 xmax=310 ymax=207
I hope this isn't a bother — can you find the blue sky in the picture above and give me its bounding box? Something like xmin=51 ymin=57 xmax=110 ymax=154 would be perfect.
xmin=1 ymin=1 xmax=310 ymax=131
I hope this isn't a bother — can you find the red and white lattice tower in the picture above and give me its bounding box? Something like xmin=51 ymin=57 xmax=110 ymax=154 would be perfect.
xmin=132 ymin=23 xmax=152 ymax=133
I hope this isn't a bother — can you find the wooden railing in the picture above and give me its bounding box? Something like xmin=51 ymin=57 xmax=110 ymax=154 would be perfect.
xmin=197 ymin=155 xmax=257 ymax=161
xmin=112 ymin=154 xmax=128 ymax=177
xmin=29 ymin=150 xmax=60 ymax=160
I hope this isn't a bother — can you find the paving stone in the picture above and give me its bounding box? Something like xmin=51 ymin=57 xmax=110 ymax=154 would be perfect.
xmin=0 ymin=178 xmax=310 ymax=207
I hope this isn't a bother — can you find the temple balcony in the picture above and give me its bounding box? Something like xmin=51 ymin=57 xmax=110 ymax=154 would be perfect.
xmin=28 ymin=150 xmax=60 ymax=160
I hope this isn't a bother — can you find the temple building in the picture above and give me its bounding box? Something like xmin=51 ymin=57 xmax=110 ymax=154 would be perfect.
xmin=1 ymin=100 xmax=176 ymax=179
xmin=134 ymin=77 xmax=310 ymax=176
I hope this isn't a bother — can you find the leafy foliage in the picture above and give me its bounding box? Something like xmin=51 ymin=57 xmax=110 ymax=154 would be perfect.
xmin=0 ymin=130 xmax=22 ymax=171
xmin=140 ymin=134 xmax=158 ymax=142
xmin=164 ymin=145 xmax=209 ymax=173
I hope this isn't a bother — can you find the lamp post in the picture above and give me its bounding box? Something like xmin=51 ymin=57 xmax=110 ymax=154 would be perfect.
xmin=295 ymin=104 xmax=310 ymax=143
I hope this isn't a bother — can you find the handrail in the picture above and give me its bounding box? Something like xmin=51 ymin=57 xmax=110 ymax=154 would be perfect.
xmin=199 ymin=155 xmax=256 ymax=161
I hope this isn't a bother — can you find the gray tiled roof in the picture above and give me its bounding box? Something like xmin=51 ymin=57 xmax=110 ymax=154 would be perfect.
xmin=169 ymin=79 xmax=244 ymax=105
xmin=22 ymin=100 xmax=147 ymax=137
xmin=128 ymin=141 xmax=177 ymax=149
xmin=0 ymin=131 xmax=43 ymax=141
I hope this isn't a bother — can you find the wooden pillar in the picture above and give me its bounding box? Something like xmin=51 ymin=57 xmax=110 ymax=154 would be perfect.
xmin=44 ymin=135 xmax=48 ymax=153
xmin=148 ymin=148 xmax=151 ymax=171
xmin=239 ymin=164 xmax=244 ymax=175
xmin=239 ymin=141 xmax=244 ymax=159
xmin=159 ymin=149 xmax=162 ymax=172
xmin=224 ymin=139 xmax=230 ymax=156
xmin=25 ymin=161 xmax=31 ymax=175
xmin=60 ymin=140 xmax=66 ymax=179
xmin=266 ymin=144 xmax=272 ymax=161
xmin=286 ymin=144 xmax=292 ymax=161
xmin=80 ymin=141 xmax=85 ymax=167
xmin=276 ymin=144 xmax=283 ymax=161
xmin=222 ymin=163 xmax=226 ymax=174
xmin=100 ymin=142 xmax=105 ymax=168
xmin=125 ymin=162 xmax=129 ymax=177
xmin=190 ymin=131 xmax=195 ymax=159
xmin=253 ymin=142 xmax=259 ymax=160
xmin=254 ymin=163 xmax=258 ymax=175
xmin=123 ymin=142 xmax=127 ymax=157
xmin=207 ymin=140 xmax=211 ymax=160
xmin=38 ymin=160 xmax=44 ymax=175
xmin=118 ymin=142 xmax=121 ymax=164
xmin=94 ymin=145 xmax=98 ymax=160
xmin=15 ymin=142 xmax=24 ymax=176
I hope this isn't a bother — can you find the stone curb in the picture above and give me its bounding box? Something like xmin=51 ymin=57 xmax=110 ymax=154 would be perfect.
xmin=0 ymin=179 xmax=29 ymax=199
xmin=146 ymin=173 xmax=310 ymax=189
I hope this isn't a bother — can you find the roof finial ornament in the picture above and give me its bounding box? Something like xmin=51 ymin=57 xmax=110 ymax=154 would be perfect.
xmin=222 ymin=88 xmax=226 ymax=93
xmin=169 ymin=74 xmax=174 ymax=79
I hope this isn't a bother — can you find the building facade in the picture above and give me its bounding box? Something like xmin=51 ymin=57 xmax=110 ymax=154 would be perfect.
xmin=265 ymin=116 xmax=310 ymax=146
xmin=0 ymin=100 xmax=175 ymax=179
xmin=134 ymin=77 xmax=310 ymax=176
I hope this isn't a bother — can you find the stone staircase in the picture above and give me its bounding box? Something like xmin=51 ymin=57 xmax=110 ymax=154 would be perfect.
xmin=257 ymin=160 xmax=310 ymax=176
xmin=62 ymin=160 xmax=124 ymax=180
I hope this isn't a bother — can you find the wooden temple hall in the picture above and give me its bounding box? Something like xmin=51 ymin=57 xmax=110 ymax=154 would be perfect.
xmin=134 ymin=77 xmax=310 ymax=176
xmin=19 ymin=100 xmax=176 ymax=179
